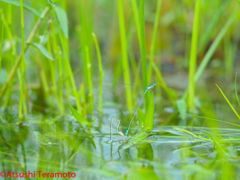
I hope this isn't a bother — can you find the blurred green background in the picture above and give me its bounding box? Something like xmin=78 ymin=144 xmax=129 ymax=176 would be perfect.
xmin=0 ymin=0 xmax=240 ymax=179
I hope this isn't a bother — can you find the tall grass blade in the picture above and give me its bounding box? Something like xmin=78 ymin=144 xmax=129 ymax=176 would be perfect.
xmin=198 ymin=0 xmax=230 ymax=53
xmin=18 ymin=0 xmax=25 ymax=121
xmin=188 ymin=0 xmax=201 ymax=111
xmin=139 ymin=0 xmax=149 ymax=107
xmin=194 ymin=13 xmax=235 ymax=83
xmin=46 ymin=33 xmax=58 ymax=103
xmin=85 ymin=46 xmax=93 ymax=114
xmin=77 ymin=0 xmax=94 ymax=91
xmin=181 ymin=11 xmax=236 ymax=101
xmin=131 ymin=0 xmax=141 ymax=46
xmin=235 ymin=73 xmax=240 ymax=106
xmin=92 ymin=33 xmax=104 ymax=112
xmin=80 ymin=83 xmax=87 ymax=116
xmin=216 ymin=84 xmax=240 ymax=120
xmin=117 ymin=0 xmax=133 ymax=112
xmin=235 ymin=73 xmax=240 ymax=107
xmin=0 ymin=7 xmax=16 ymax=55
xmin=58 ymin=49 xmax=64 ymax=113
xmin=55 ymin=6 xmax=68 ymax=38
xmin=148 ymin=0 xmax=162 ymax=83
xmin=53 ymin=9 xmax=82 ymax=114
xmin=50 ymin=21 xmax=64 ymax=112
xmin=0 ymin=10 xmax=3 ymax=81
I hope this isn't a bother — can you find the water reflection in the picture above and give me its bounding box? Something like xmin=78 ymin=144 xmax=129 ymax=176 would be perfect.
xmin=1 ymin=114 xmax=240 ymax=179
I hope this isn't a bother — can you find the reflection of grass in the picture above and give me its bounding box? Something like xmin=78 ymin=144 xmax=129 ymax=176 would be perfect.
xmin=216 ymin=84 xmax=240 ymax=120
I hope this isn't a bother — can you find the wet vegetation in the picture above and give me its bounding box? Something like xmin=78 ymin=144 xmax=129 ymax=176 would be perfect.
xmin=0 ymin=0 xmax=240 ymax=179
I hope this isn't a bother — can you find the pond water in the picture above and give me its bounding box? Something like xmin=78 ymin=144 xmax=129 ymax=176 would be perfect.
xmin=1 ymin=65 xmax=240 ymax=179
xmin=1 ymin=106 xmax=240 ymax=180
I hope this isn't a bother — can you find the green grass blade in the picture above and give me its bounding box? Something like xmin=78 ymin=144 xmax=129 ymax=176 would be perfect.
xmin=131 ymin=0 xmax=141 ymax=46
xmin=144 ymin=92 xmax=154 ymax=133
xmin=77 ymin=0 xmax=94 ymax=95
xmin=80 ymin=84 xmax=87 ymax=116
xmin=85 ymin=46 xmax=94 ymax=114
xmin=29 ymin=43 xmax=55 ymax=60
xmin=235 ymin=73 xmax=240 ymax=107
xmin=139 ymin=0 xmax=148 ymax=107
xmin=198 ymin=0 xmax=230 ymax=53
xmin=205 ymin=131 xmax=228 ymax=157
xmin=92 ymin=33 xmax=104 ymax=112
xmin=176 ymin=99 xmax=187 ymax=121
xmin=117 ymin=0 xmax=133 ymax=111
xmin=0 ymin=10 xmax=3 ymax=81
xmin=137 ymin=107 xmax=146 ymax=131
xmin=50 ymin=21 xmax=64 ymax=112
xmin=53 ymin=9 xmax=82 ymax=114
xmin=18 ymin=0 xmax=25 ymax=121
xmin=148 ymin=0 xmax=162 ymax=83
xmin=0 ymin=7 xmax=16 ymax=55
xmin=194 ymin=13 xmax=235 ymax=83
xmin=175 ymin=128 xmax=211 ymax=142
xmin=188 ymin=0 xmax=201 ymax=111
xmin=68 ymin=103 xmax=88 ymax=128
xmin=216 ymin=84 xmax=240 ymax=120
xmin=189 ymin=114 xmax=240 ymax=128
xmin=0 ymin=0 xmax=41 ymax=17
xmin=55 ymin=6 xmax=68 ymax=39
xmin=181 ymin=12 xmax=236 ymax=101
